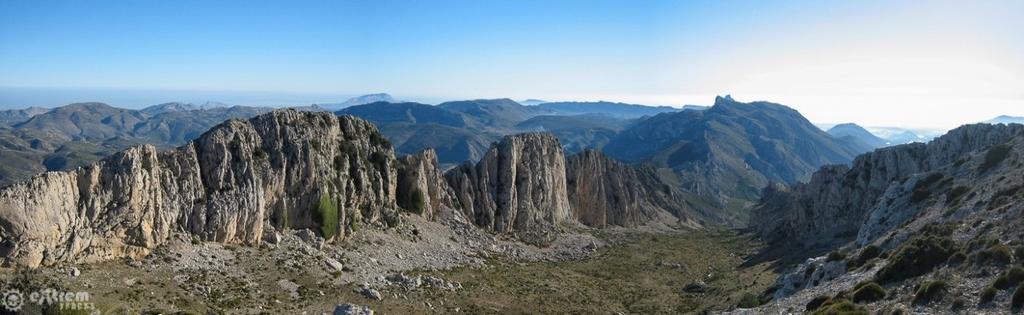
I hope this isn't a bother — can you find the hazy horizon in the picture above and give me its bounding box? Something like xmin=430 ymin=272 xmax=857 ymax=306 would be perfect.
xmin=2 ymin=0 xmax=1022 ymax=129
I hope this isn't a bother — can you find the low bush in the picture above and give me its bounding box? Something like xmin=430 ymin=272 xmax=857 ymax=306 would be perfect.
xmin=976 ymin=243 xmax=1014 ymax=266
xmin=849 ymin=245 xmax=882 ymax=270
xmin=978 ymin=144 xmax=1012 ymax=173
xmin=810 ymin=300 xmax=868 ymax=315
xmin=806 ymin=295 xmax=832 ymax=312
xmin=995 ymin=267 xmax=1024 ymax=290
xmin=1013 ymin=283 xmax=1024 ymax=309
xmin=945 ymin=186 xmax=970 ymax=204
xmin=947 ymin=251 xmax=967 ymax=266
xmin=313 ymin=194 xmax=339 ymax=239
xmin=913 ymin=280 xmax=948 ymax=305
xmin=876 ymin=236 xmax=957 ymax=283
xmin=737 ymin=292 xmax=760 ymax=308
xmin=980 ymin=286 xmax=998 ymax=304
xmin=827 ymin=251 xmax=846 ymax=263
xmin=851 ymin=282 xmax=886 ymax=303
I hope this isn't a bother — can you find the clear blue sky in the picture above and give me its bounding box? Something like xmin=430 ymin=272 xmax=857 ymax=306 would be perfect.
xmin=1 ymin=0 xmax=1022 ymax=128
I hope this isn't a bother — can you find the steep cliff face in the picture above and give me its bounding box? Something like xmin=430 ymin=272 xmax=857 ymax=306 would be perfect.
xmin=0 ymin=110 xmax=400 ymax=268
xmin=565 ymin=150 xmax=707 ymax=228
xmin=753 ymin=123 xmax=1024 ymax=247
xmin=444 ymin=133 xmax=572 ymax=234
xmin=396 ymin=149 xmax=460 ymax=221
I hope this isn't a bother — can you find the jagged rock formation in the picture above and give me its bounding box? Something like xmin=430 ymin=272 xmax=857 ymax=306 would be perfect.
xmin=0 ymin=110 xmax=400 ymax=268
xmin=396 ymin=149 xmax=460 ymax=221
xmin=753 ymin=123 xmax=1024 ymax=247
xmin=444 ymin=133 xmax=572 ymax=234
xmin=565 ymin=150 xmax=707 ymax=228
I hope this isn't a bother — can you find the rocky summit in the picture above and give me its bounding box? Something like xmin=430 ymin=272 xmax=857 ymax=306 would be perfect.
xmin=444 ymin=133 xmax=572 ymax=235
xmin=0 ymin=110 xmax=401 ymax=268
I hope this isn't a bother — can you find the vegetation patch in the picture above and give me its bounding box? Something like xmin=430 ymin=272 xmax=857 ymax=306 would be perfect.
xmin=875 ymin=235 xmax=957 ymax=283
xmin=809 ymin=299 xmax=868 ymax=315
xmin=994 ymin=267 xmax=1024 ymax=290
xmin=980 ymin=286 xmax=998 ymax=304
xmin=826 ymin=251 xmax=846 ymax=263
xmin=849 ymin=245 xmax=882 ymax=270
xmin=313 ymin=194 xmax=339 ymax=239
xmin=1013 ymin=283 xmax=1024 ymax=310
xmin=911 ymin=173 xmax=945 ymax=203
xmin=978 ymin=144 xmax=1012 ymax=173
xmin=851 ymin=281 xmax=886 ymax=303
xmin=975 ymin=243 xmax=1014 ymax=266
xmin=912 ymin=280 xmax=947 ymax=305
xmin=945 ymin=186 xmax=969 ymax=205
xmin=806 ymin=295 xmax=832 ymax=312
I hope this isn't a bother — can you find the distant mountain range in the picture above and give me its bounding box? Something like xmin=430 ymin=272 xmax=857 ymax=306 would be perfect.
xmin=518 ymin=99 xmax=547 ymax=106
xmin=0 ymin=102 xmax=273 ymax=186
xmin=534 ymin=101 xmax=680 ymax=118
xmin=140 ymin=101 xmax=231 ymax=115
xmin=986 ymin=115 xmax=1024 ymax=125
xmin=827 ymin=123 xmax=888 ymax=150
xmin=316 ymin=93 xmax=396 ymax=110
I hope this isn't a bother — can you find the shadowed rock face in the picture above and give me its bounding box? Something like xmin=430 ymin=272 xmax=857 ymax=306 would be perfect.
xmin=752 ymin=123 xmax=1024 ymax=247
xmin=444 ymin=133 xmax=571 ymax=233
xmin=565 ymin=150 xmax=687 ymax=228
xmin=396 ymin=149 xmax=460 ymax=221
xmin=0 ymin=110 xmax=399 ymax=268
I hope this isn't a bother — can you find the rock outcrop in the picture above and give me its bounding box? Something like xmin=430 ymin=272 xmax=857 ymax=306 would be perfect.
xmin=565 ymin=150 xmax=704 ymax=228
xmin=0 ymin=110 xmax=401 ymax=268
xmin=753 ymin=123 xmax=1024 ymax=247
xmin=444 ymin=133 xmax=572 ymax=234
xmin=396 ymin=149 xmax=460 ymax=221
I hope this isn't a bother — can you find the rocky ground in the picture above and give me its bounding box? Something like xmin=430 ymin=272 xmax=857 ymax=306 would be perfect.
xmin=0 ymin=213 xmax=774 ymax=314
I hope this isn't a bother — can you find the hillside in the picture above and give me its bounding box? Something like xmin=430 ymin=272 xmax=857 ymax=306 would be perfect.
xmin=603 ymin=96 xmax=864 ymax=218
xmin=0 ymin=103 xmax=273 ymax=186
xmin=536 ymin=101 xmax=679 ymax=118
xmin=827 ymin=122 xmax=888 ymax=150
xmin=744 ymin=123 xmax=1024 ymax=314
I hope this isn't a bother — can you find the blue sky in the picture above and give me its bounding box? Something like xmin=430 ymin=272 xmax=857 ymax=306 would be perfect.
xmin=1 ymin=0 xmax=1022 ymax=128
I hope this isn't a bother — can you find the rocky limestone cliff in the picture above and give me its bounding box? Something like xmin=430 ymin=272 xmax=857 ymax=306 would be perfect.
xmin=396 ymin=149 xmax=460 ymax=221
xmin=0 ymin=110 xmax=401 ymax=268
xmin=565 ymin=150 xmax=704 ymax=228
xmin=753 ymin=123 xmax=1024 ymax=247
xmin=444 ymin=133 xmax=572 ymax=234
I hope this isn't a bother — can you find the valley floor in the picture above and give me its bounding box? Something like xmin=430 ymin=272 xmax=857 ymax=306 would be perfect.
xmin=0 ymin=217 xmax=775 ymax=314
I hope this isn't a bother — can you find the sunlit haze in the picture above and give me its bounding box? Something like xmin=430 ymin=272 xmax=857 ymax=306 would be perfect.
xmin=1 ymin=0 xmax=1021 ymax=129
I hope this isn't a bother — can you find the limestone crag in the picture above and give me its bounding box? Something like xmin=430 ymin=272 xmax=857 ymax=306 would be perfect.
xmin=565 ymin=150 xmax=705 ymax=228
xmin=396 ymin=149 xmax=460 ymax=221
xmin=0 ymin=110 xmax=400 ymax=268
xmin=444 ymin=133 xmax=572 ymax=233
xmin=752 ymin=123 xmax=1024 ymax=247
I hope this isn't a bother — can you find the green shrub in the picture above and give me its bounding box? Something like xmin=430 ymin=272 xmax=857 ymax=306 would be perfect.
xmin=809 ymin=300 xmax=868 ymax=315
xmin=1013 ymin=283 xmax=1024 ymax=309
xmin=851 ymin=282 xmax=886 ymax=303
xmin=410 ymin=188 xmax=425 ymax=214
xmin=951 ymin=297 xmax=967 ymax=311
xmin=876 ymin=236 xmax=957 ymax=283
xmin=980 ymin=286 xmax=998 ymax=304
xmin=737 ymin=292 xmax=760 ymax=308
xmin=913 ymin=280 xmax=948 ymax=305
xmin=1016 ymin=246 xmax=1024 ymax=264
xmin=849 ymin=245 xmax=882 ymax=269
xmin=827 ymin=251 xmax=846 ymax=262
xmin=947 ymin=251 xmax=967 ymax=266
xmin=976 ymin=243 xmax=1014 ymax=266
xmin=994 ymin=267 xmax=1024 ymax=289
xmin=313 ymin=194 xmax=339 ymax=239
xmin=946 ymin=186 xmax=969 ymax=204
xmin=979 ymin=144 xmax=1012 ymax=173
xmin=806 ymin=295 xmax=832 ymax=312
